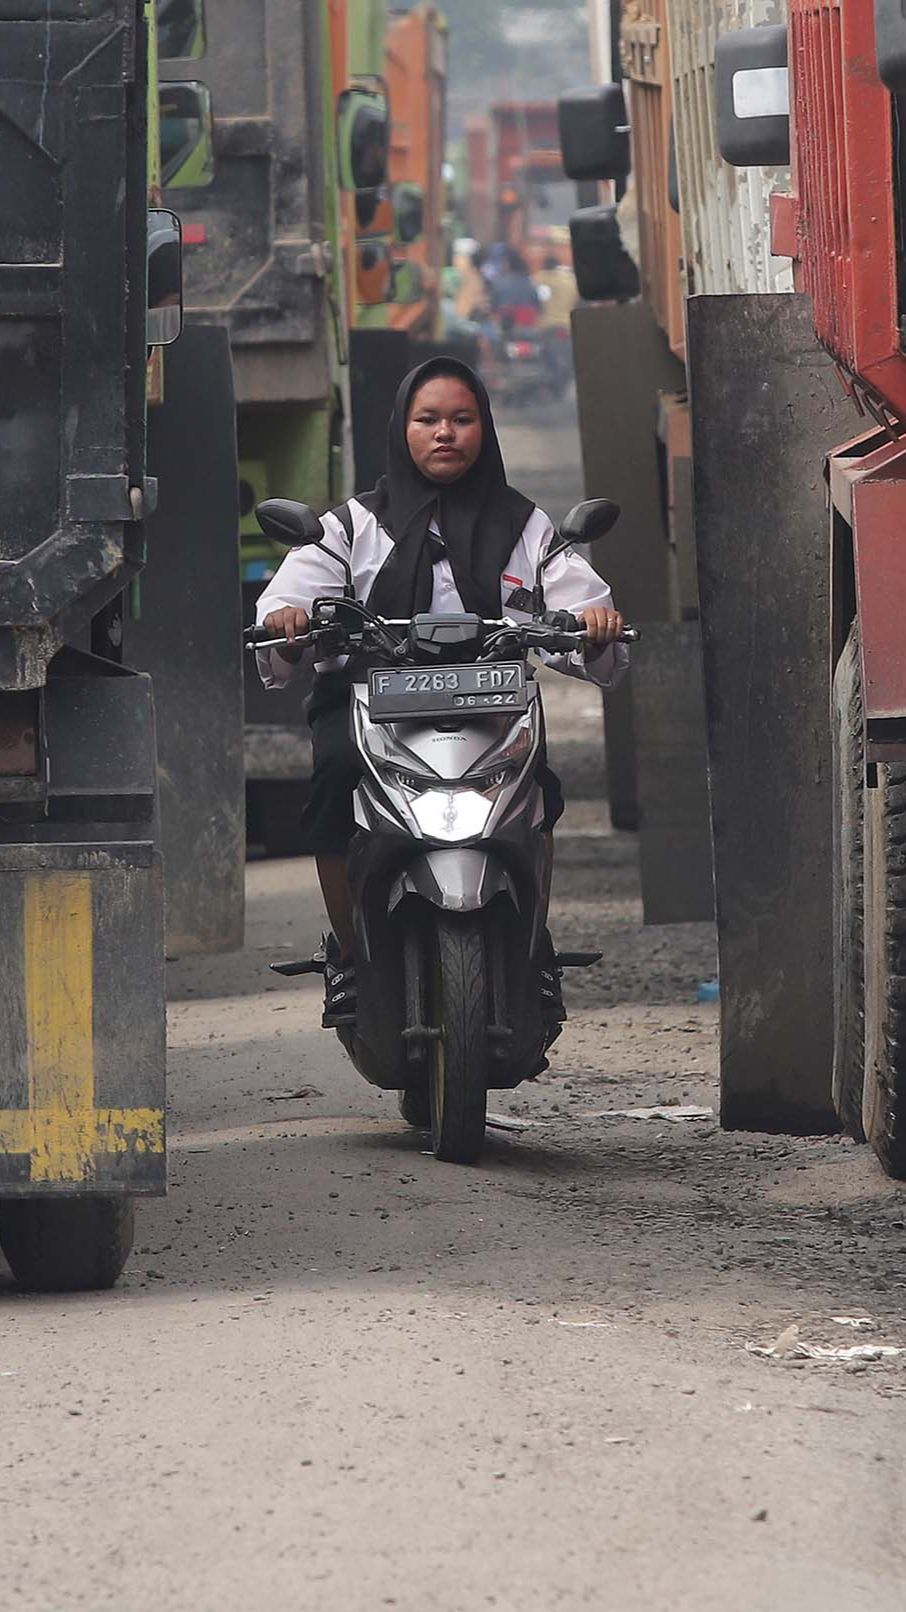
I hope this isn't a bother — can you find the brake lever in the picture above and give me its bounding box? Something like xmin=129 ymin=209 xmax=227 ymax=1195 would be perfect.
xmin=244 ymin=632 xmax=313 ymax=652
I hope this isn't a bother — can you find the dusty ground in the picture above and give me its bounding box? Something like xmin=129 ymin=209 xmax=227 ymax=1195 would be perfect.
xmin=2 ymin=400 xmax=905 ymax=1609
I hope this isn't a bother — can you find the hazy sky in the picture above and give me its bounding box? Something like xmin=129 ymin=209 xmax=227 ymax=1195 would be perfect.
xmin=439 ymin=1 xmax=591 ymax=136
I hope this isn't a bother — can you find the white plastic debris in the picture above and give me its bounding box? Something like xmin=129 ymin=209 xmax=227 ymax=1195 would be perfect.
xmin=582 ymin=1104 xmax=714 ymax=1122
xmin=747 ymin=1322 xmax=904 ymax=1362
xmin=553 ymin=1318 xmax=613 ymax=1330
xmin=831 ymin=1316 xmax=876 ymax=1331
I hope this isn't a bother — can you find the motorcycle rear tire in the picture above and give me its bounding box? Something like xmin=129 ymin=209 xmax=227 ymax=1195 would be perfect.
xmin=428 ymin=913 xmax=488 ymax=1164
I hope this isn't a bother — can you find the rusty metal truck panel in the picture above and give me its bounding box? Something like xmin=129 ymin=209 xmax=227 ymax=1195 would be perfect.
xmin=0 ymin=843 xmax=165 ymax=1195
xmin=621 ymin=0 xmax=686 ymax=359
xmin=0 ymin=657 xmax=165 ymax=1193
xmin=779 ymin=0 xmax=905 ymax=418
xmin=667 ymin=0 xmax=793 ymax=297
xmin=0 ymin=2 xmax=149 ymax=688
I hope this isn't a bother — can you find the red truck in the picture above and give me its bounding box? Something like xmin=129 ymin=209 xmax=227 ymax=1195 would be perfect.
xmin=717 ymin=0 xmax=906 ymax=1174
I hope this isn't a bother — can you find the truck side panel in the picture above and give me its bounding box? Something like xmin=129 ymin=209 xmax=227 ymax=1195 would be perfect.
xmin=0 ymin=3 xmax=149 ymax=683
xmin=667 ymin=0 xmax=792 ymax=297
xmin=0 ymin=2 xmax=166 ymax=1199
xmin=164 ymin=0 xmax=330 ymax=404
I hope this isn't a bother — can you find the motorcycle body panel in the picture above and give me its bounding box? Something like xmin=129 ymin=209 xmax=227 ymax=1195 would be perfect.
xmin=340 ymin=675 xmax=557 ymax=1092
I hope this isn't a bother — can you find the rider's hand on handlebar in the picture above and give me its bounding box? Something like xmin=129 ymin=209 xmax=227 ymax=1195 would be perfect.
xmin=263 ymin=606 xmax=310 ymax=660
xmin=577 ymin=606 xmax=625 ymax=658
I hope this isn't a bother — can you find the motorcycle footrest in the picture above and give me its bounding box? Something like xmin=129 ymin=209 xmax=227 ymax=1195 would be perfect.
xmin=555 ymin=951 xmax=603 ymax=969
xmin=269 ymin=957 xmax=327 ymax=977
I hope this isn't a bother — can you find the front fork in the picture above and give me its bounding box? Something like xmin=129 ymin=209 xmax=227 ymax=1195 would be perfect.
xmin=399 ymin=898 xmax=516 ymax=1080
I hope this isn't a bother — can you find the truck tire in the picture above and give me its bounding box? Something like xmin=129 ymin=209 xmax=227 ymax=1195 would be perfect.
xmin=0 ymin=1197 xmax=135 ymax=1292
xmin=832 ymin=622 xmax=866 ymax=1138
xmin=429 ymin=913 xmax=488 ymax=1164
xmin=862 ymin=758 xmax=906 ymax=1177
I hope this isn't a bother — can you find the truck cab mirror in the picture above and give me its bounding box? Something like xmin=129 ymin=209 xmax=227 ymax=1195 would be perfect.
xmin=391 ymin=259 xmax=425 ymax=306
xmin=255 ymin=500 xmax=323 ymax=547
xmin=393 ymin=183 xmax=425 ymax=245
xmin=337 ymin=89 xmax=389 ymax=193
xmin=875 ymin=0 xmax=906 ymax=90
xmin=558 ymin=84 xmax=630 ymax=182
xmin=357 ymin=239 xmax=394 ymax=305
xmin=569 ymin=206 xmax=640 ymax=302
xmin=159 ymin=80 xmax=214 ymax=188
xmin=156 ymin=0 xmax=206 ymax=61
xmin=715 ymin=25 xmax=790 ymax=166
xmin=559 ymin=499 xmax=621 ymax=546
xmin=146 ymin=209 xmax=183 ymax=346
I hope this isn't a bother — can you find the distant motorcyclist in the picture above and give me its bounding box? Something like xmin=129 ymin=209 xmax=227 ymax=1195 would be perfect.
xmin=255 ymin=357 xmax=627 ymax=1025
xmin=488 ymin=247 xmax=541 ymax=330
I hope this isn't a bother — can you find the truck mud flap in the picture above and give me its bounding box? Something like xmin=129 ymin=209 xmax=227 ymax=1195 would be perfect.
xmin=688 ymin=292 xmax=852 ymax=1132
xmin=0 ymin=843 xmax=165 ymax=1196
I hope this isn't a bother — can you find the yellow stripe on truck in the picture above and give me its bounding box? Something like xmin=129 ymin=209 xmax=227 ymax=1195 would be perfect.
xmin=0 ymin=873 xmax=164 ymax=1184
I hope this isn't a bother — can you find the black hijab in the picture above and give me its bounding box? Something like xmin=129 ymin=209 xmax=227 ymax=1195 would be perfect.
xmin=359 ymin=357 xmax=535 ymax=619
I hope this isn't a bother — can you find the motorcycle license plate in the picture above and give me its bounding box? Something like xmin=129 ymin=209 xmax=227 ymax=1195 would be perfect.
xmin=368 ymin=662 xmax=527 ymax=721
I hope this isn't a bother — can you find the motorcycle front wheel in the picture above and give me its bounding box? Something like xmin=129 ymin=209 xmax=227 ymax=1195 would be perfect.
xmin=428 ymin=912 xmax=488 ymax=1163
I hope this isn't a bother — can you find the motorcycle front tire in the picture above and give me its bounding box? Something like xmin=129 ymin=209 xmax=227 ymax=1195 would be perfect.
xmin=428 ymin=912 xmax=488 ymax=1164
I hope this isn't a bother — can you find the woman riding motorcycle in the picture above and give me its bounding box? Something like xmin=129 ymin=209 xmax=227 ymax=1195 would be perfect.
xmin=255 ymin=357 xmax=628 ymax=1024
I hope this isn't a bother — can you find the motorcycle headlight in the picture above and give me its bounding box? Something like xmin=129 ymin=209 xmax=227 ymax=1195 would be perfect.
xmin=391 ymin=768 xmax=431 ymax=794
xmin=465 ymin=762 xmax=519 ymax=793
xmin=409 ymin=789 xmax=493 ymax=842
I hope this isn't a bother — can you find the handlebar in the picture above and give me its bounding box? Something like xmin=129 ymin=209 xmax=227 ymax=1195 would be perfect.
xmin=244 ymin=610 xmax=640 ymax=655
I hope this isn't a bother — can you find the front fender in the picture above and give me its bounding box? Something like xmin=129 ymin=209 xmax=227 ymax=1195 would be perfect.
xmin=388 ymin=850 xmax=519 ymax=914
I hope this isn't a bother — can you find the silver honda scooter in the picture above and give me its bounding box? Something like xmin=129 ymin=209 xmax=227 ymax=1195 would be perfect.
xmin=248 ymin=498 xmax=637 ymax=1164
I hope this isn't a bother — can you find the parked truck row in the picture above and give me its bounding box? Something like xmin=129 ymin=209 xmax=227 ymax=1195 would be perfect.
xmin=561 ymin=0 xmax=906 ymax=1177
xmin=0 ymin=0 xmax=449 ymax=1290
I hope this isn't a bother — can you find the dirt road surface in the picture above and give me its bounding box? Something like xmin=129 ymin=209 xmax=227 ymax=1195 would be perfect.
xmin=2 ymin=400 xmax=905 ymax=1610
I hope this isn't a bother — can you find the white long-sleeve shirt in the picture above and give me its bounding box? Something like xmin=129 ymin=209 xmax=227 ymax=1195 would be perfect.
xmin=255 ymin=498 xmax=629 ymax=692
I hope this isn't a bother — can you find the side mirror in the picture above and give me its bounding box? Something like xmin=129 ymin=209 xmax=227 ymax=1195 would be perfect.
xmin=256 ymin=500 xmax=356 ymax=597
xmin=569 ymin=206 xmax=639 ymax=302
xmin=357 ymin=239 xmax=394 ymax=305
xmin=391 ymin=259 xmax=425 ymax=306
xmin=159 ymin=80 xmax=214 ymax=188
xmin=875 ymin=0 xmax=906 ymax=90
xmin=393 ymin=182 xmax=425 ymax=246
xmin=533 ymin=501 xmax=621 ymax=612
xmin=255 ymin=500 xmax=323 ymax=547
xmin=337 ymin=89 xmax=389 ymax=192
xmin=147 ymin=209 xmax=183 ymax=346
xmin=558 ymin=85 xmax=631 ymax=183
xmin=715 ymin=25 xmax=790 ymax=167
xmin=559 ymin=499 xmax=621 ymax=546
xmin=355 ymin=187 xmax=390 ymax=231
xmin=156 ymin=0 xmax=206 ymax=61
